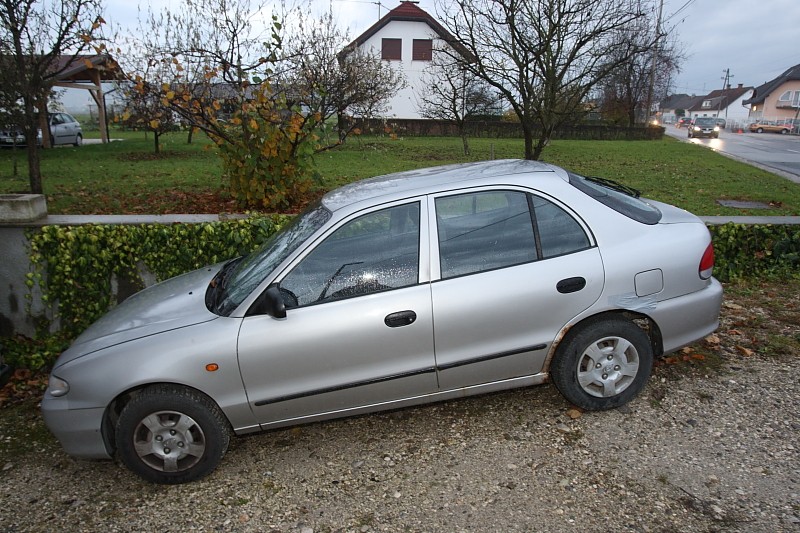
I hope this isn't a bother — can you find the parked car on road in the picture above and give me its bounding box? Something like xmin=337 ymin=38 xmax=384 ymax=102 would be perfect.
xmin=748 ymin=121 xmax=794 ymax=134
xmin=688 ymin=117 xmax=720 ymax=139
xmin=0 ymin=112 xmax=82 ymax=148
xmin=42 ymin=160 xmax=723 ymax=484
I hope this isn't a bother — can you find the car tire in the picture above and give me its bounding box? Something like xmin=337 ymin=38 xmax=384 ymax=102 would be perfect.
xmin=781 ymin=129 xmax=788 ymax=135
xmin=116 ymin=384 xmax=230 ymax=484
xmin=714 ymin=134 xmax=719 ymax=139
xmin=756 ymin=127 xmax=763 ymax=133
xmin=550 ymin=317 xmax=653 ymax=411
xmin=74 ymin=133 xmax=82 ymax=147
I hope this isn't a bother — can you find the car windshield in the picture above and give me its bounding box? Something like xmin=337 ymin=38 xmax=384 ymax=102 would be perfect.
xmin=212 ymin=203 xmax=332 ymax=315
xmin=695 ymin=118 xmax=715 ymax=126
xmin=568 ymin=172 xmax=661 ymax=225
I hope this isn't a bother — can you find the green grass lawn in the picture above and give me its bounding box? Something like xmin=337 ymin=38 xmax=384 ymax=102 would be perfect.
xmin=2 ymin=129 xmax=799 ymax=215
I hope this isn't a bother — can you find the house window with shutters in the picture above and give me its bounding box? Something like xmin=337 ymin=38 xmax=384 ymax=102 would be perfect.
xmin=382 ymin=38 xmax=402 ymax=60
xmin=412 ymin=39 xmax=432 ymax=61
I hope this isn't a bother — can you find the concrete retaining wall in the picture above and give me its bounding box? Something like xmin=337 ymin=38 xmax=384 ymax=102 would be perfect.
xmin=2 ymin=213 xmax=800 ymax=339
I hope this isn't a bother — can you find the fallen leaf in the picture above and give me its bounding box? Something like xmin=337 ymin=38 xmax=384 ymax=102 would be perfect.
xmin=704 ymin=334 xmax=720 ymax=345
xmin=566 ymin=409 xmax=582 ymax=419
xmin=736 ymin=346 xmax=755 ymax=357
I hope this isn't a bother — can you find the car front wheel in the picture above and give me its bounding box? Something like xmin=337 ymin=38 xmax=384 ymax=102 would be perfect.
xmin=550 ymin=318 xmax=653 ymax=411
xmin=116 ymin=384 xmax=230 ymax=484
xmin=74 ymin=133 xmax=82 ymax=146
xmin=756 ymin=127 xmax=764 ymax=133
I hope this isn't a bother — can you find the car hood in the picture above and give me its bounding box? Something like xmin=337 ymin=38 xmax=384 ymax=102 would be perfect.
xmin=58 ymin=265 xmax=223 ymax=366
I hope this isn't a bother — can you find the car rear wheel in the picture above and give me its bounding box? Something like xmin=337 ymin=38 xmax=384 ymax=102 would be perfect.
xmin=550 ymin=318 xmax=653 ymax=411
xmin=756 ymin=127 xmax=763 ymax=133
xmin=781 ymin=129 xmax=789 ymax=135
xmin=74 ymin=133 xmax=82 ymax=146
xmin=116 ymin=384 xmax=230 ymax=484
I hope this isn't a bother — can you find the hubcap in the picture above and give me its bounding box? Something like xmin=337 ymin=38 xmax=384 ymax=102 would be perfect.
xmin=576 ymin=336 xmax=640 ymax=398
xmin=132 ymin=411 xmax=206 ymax=472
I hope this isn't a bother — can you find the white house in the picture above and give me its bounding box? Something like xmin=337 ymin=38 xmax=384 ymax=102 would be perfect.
xmin=686 ymin=84 xmax=754 ymax=125
xmin=343 ymin=1 xmax=467 ymax=119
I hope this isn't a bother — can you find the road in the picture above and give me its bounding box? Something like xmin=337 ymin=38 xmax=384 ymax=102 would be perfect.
xmin=664 ymin=125 xmax=800 ymax=183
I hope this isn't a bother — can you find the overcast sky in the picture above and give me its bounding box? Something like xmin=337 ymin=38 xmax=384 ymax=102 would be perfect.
xmin=63 ymin=0 xmax=800 ymax=111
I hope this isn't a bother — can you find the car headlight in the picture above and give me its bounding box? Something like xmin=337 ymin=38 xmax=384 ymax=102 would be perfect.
xmin=693 ymin=126 xmax=700 ymax=131
xmin=48 ymin=375 xmax=70 ymax=397
xmin=714 ymin=126 xmax=720 ymax=131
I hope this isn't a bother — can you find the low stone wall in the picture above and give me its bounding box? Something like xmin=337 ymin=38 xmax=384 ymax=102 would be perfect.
xmin=2 ymin=212 xmax=799 ymax=339
xmin=0 ymin=214 xmax=242 ymax=338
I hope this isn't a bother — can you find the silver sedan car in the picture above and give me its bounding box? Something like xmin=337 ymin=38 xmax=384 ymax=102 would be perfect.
xmin=42 ymin=160 xmax=722 ymax=484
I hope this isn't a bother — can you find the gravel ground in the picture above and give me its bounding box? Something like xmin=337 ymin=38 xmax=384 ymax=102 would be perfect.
xmin=1 ymin=285 xmax=799 ymax=533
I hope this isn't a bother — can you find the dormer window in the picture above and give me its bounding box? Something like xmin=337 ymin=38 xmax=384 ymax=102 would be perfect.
xmin=701 ymin=100 xmax=712 ymax=108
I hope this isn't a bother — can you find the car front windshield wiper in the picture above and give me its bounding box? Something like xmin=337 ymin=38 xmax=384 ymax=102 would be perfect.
xmin=207 ymin=257 xmax=243 ymax=313
xmin=585 ymin=176 xmax=641 ymax=198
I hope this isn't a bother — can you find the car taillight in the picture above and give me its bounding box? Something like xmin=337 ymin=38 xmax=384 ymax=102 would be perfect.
xmin=699 ymin=243 xmax=714 ymax=280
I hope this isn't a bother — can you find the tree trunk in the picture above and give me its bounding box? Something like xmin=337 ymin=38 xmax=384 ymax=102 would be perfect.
xmin=523 ymin=126 xmax=535 ymax=160
xmin=458 ymin=123 xmax=470 ymax=156
xmin=154 ymin=132 xmax=161 ymax=154
xmin=23 ymin=98 xmax=44 ymax=194
xmin=26 ymin=141 xmax=43 ymax=194
xmin=187 ymin=127 xmax=194 ymax=144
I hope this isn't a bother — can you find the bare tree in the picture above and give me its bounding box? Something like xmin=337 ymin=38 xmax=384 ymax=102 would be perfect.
xmin=437 ymin=0 xmax=658 ymax=160
xmin=417 ymin=54 xmax=501 ymax=155
xmin=279 ymin=9 xmax=405 ymax=150
xmin=0 ymin=0 xmax=106 ymax=193
xmin=598 ymin=16 xmax=682 ymax=126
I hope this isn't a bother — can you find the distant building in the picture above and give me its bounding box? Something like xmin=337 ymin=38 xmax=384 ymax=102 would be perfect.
xmin=686 ymin=84 xmax=754 ymax=123
xmin=342 ymin=1 xmax=469 ymax=119
xmin=743 ymin=63 xmax=800 ymax=121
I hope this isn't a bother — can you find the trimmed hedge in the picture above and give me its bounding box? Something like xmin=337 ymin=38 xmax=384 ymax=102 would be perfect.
xmin=8 ymin=219 xmax=799 ymax=370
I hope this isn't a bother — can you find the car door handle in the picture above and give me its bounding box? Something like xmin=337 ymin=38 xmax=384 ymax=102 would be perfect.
xmin=557 ymin=277 xmax=586 ymax=294
xmin=385 ymin=310 xmax=417 ymax=328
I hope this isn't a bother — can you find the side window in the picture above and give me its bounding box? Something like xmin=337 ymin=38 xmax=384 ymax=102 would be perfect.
xmin=280 ymin=203 xmax=420 ymax=307
xmin=436 ymin=191 xmax=536 ymax=278
xmin=531 ymin=195 xmax=590 ymax=258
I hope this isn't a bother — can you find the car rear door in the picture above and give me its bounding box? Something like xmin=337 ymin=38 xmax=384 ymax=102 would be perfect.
xmin=428 ymin=189 xmax=605 ymax=390
xmin=237 ymin=200 xmax=437 ymax=427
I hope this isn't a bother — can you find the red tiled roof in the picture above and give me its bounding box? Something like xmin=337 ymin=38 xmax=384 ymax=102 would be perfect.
xmin=342 ymin=1 xmax=471 ymax=59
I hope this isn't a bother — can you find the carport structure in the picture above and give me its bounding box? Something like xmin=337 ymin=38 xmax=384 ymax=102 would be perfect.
xmin=45 ymin=53 xmax=123 ymax=146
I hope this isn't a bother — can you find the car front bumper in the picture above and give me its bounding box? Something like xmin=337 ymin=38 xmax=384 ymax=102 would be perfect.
xmin=41 ymin=398 xmax=112 ymax=459
xmin=690 ymin=129 xmax=717 ymax=138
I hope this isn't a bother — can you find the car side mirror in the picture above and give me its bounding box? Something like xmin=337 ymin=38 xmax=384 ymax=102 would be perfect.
xmin=246 ymin=284 xmax=286 ymax=319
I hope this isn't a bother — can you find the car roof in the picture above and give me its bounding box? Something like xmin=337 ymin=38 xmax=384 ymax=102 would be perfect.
xmin=321 ymin=159 xmax=560 ymax=212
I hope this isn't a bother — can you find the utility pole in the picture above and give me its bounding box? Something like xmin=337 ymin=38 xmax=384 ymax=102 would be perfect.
xmin=719 ymin=68 xmax=733 ymax=120
xmin=645 ymin=0 xmax=664 ymax=124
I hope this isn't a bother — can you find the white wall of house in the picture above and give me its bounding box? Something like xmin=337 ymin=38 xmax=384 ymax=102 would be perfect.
xmin=359 ymin=21 xmax=443 ymax=119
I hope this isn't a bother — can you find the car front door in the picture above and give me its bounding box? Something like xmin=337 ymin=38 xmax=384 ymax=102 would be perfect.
xmin=429 ymin=189 xmax=605 ymax=391
xmin=237 ymin=201 xmax=437 ymax=427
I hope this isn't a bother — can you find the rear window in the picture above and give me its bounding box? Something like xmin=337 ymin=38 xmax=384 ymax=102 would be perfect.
xmin=568 ymin=172 xmax=662 ymax=225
